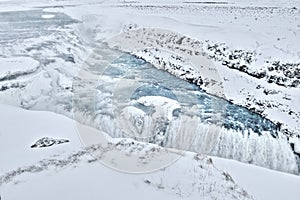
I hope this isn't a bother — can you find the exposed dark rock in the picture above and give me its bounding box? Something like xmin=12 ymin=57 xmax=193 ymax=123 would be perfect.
xmin=31 ymin=137 xmax=70 ymax=148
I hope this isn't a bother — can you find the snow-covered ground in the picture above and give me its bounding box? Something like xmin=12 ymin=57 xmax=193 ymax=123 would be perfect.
xmin=1 ymin=104 xmax=300 ymax=200
xmin=0 ymin=57 xmax=39 ymax=81
xmin=0 ymin=0 xmax=300 ymax=199
xmin=0 ymin=104 xmax=252 ymax=200
xmin=214 ymin=157 xmax=300 ymax=200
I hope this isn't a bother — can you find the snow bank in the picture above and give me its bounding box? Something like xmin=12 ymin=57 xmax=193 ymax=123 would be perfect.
xmin=1 ymin=104 xmax=300 ymax=199
xmin=214 ymin=156 xmax=300 ymax=200
xmin=0 ymin=104 xmax=252 ymax=200
xmin=0 ymin=57 xmax=39 ymax=81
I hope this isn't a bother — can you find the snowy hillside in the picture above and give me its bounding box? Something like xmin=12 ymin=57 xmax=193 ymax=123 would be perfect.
xmin=1 ymin=104 xmax=300 ymax=200
xmin=0 ymin=104 xmax=252 ymax=200
xmin=0 ymin=0 xmax=300 ymax=199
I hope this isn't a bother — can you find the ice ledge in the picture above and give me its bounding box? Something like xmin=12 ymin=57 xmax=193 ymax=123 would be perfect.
xmin=0 ymin=57 xmax=39 ymax=81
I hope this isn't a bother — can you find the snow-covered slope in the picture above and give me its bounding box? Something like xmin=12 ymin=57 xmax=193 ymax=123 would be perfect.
xmin=0 ymin=104 xmax=253 ymax=200
xmin=0 ymin=0 xmax=299 ymax=175
xmin=0 ymin=57 xmax=39 ymax=81
xmin=0 ymin=1 xmax=300 ymax=199
xmin=214 ymin=157 xmax=300 ymax=200
xmin=1 ymin=104 xmax=300 ymax=200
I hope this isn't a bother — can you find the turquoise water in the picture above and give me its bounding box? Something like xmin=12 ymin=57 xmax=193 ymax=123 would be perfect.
xmin=104 ymin=53 xmax=280 ymax=138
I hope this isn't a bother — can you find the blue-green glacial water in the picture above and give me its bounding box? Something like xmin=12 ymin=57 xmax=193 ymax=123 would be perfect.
xmin=102 ymin=53 xmax=280 ymax=138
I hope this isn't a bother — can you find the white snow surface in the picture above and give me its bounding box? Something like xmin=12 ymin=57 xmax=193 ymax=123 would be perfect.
xmin=137 ymin=96 xmax=181 ymax=120
xmin=41 ymin=14 xmax=55 ymax=19
xmin=0 ymin=1 xmax=299 ymax=197
xmin=0 ymin=104 xmax=253 ymax=200
xmin=214 ymin=157 xmax=300 ymax=200
xmin=0 ymin=57 xmax=39 ymax=80
xmin=1 ymin=104 xmax=300 ymax=200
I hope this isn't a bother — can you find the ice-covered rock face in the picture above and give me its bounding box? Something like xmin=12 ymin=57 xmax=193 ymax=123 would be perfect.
xmin=117 ymin=96 xmax=181 ymax=139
